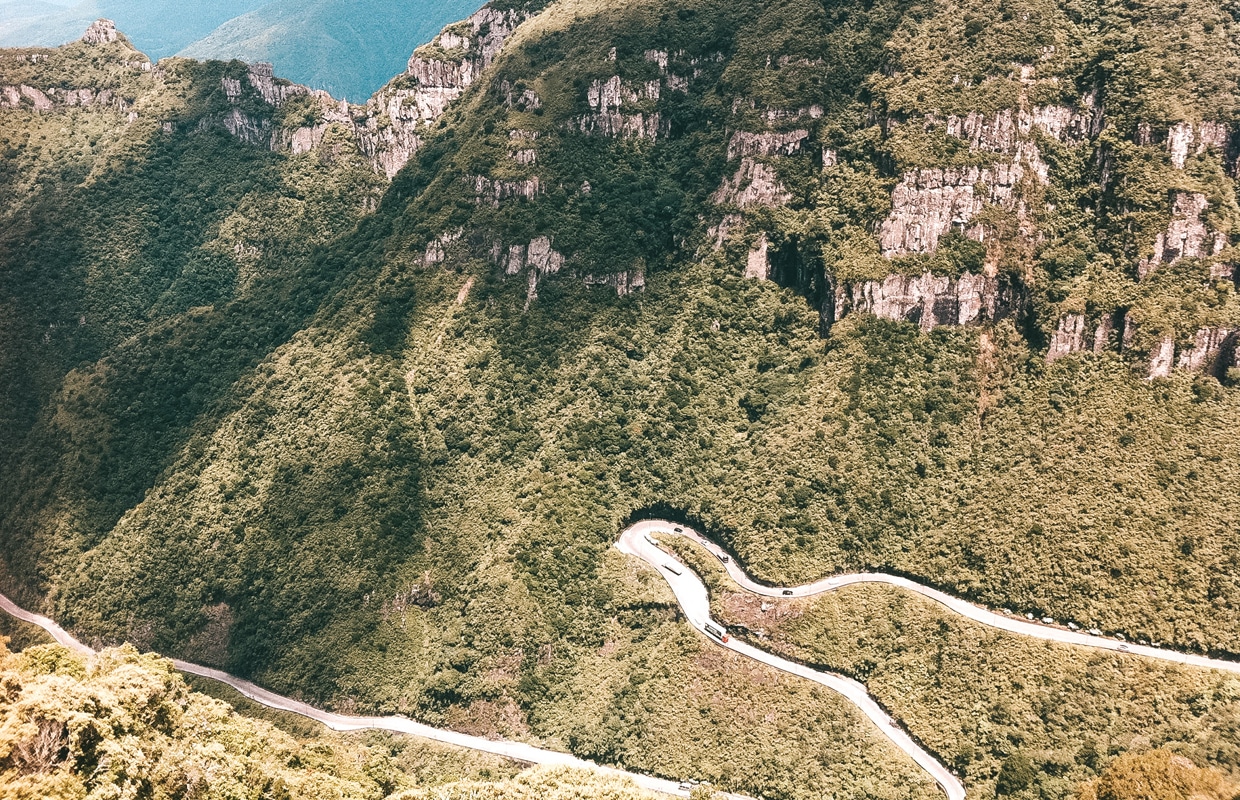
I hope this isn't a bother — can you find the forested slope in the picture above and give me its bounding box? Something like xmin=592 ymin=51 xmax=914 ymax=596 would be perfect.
xmin=0 ymin=637 xmax=654 ymax=800
xmin=4 ymin=1 xmax=1240 ymax=798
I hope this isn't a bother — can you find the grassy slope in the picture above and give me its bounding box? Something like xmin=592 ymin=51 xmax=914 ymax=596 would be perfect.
xmin=3 ymin=0 xmax=1240 ymax=798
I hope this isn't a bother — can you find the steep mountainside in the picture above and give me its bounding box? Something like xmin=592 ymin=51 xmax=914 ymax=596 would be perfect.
xmin=5 ymin=2 xmax=1240 ymax=799
xmin=0 ymin=0 xmax=485 ymax=100
xmin=0 ymin=636 xmax=656 ymax=800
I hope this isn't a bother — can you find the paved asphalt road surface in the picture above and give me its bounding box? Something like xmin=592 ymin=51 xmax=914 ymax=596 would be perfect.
xmin=8 ymin=518 xmax=1239 ymax=800
xmin=618 ymin=519 xmax=1240 ymax=800
xmin=0 ymin=586 xmax=746 ymax=800
xmin=617 ymin=522 xmax=967 ymax=800
xmin=623 ymin=520 xmax=1240 ymax=675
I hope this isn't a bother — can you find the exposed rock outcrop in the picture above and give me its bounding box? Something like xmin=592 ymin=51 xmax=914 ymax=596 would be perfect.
xmin=216 ymin=108 xmax=271 ymax=147
xmin=1148 ymin=336 xmax=1177 ymax=378
xmin=245 ymin=62 xmax=304 ymax=106
xmin=1176 ymin=327 xmax=1239 ymax=374
xmin=81 ymin=19 xmax=118 ymax=45
xmin=1166 ymin=121 xmax=1231 ymax=169
xmin=876 ymin=97 xmax=1098 ymax=257
xmin=423 ymin=230 xmax=463 ymax=266
xmin=1044 ymin=312 xmax=1240 ymax=379
xmin=356 ymin=6 xmax=531 ymax=177
xmin=727 ymin=129 xmax=808 ymax=159
xmin=511 ymin=148 xmax=537 ymax=165
xmin=1137 ymin=191 xmax=1227 ymax=279
xmin=878 ymin=162 xmax=1030 ymax=256
xmin=584 ymin=266 xmax=646 ymax=297
xmin=712 ymin=159 xmax=790 ymax=208
xmin=1 ymin=83 xmax=131 ymax=113
xmin=469 ymin=175 xmax=542 ymax=206
xmin=937 ymin=102 xmax=1095 ymax=153
xmin=831 ymin=272 xmax=1025 ymax=332
xmin=1045 ymin=311 xmax=1128 ymax=362
xmin=1047 ymin=313 xmax=1088 ymax=362
xmin=496 ymin=236 xmax=566 ymax=310
xmin=575 ymin=75 xmax=665 ymax=140
xmin=745 ymin=233 xmax=771 ymax=279
xmin=710 ymin=129 xmax=809 ymax=210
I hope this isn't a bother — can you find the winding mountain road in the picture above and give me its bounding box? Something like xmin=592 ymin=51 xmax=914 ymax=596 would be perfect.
xmin=6 ymin=519 xmax=1239 ymax=800
xmin=623 ymin=520 xmax=1240 ymax=675
xmin=617 ymin=519 xmax=1240 ymax=800
xmin=0 ymin=587 xmax=745 ymax=800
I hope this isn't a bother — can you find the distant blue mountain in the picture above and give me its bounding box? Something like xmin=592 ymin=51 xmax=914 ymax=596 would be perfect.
xmin=0 ymin=0 xmax=268 ymax=57
xmin=178 ymin=0 xmax=485 ymax=101
xmin=0 ymin=0 xmax=485 ymax=101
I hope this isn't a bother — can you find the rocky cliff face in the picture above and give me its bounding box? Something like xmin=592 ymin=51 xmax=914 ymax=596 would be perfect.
xmin=194 ymin=6 xmax=534 ymax=178
xmin=832 ymin=272 xmax=1025 ymax=332
xmin=1164 ymin=121 xmax=1233 ymax=170
xmin=878 ymin=162 xmax=1030 ymax=256
xmin=1137 ymin=191 xmax=1228 ymax=279
xmin=712 ymin=130 xmax=807 ymax=208
xmin=355 ymin=7 xmax=531 ymax=177
xmin=81 ymin=19 xmax=119 ymax=46
xmin=875 ymin=98 xmax=1099 ymax=258
xmin=1046 ymin=311 xmax=1240 ymax=380
xmin=1 ymin=20 xmax=145 ymax=117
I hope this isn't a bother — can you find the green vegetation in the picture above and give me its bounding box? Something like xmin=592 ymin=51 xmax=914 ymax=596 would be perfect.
xmin=667 ymin=535 xmax=1240 ymax=797
xmin=1077 ymin=749 xmax=1240 ymax=800
xmin=389 ymin=767 xmax=679 ymax=800
xmin=0 ymin=615 xmax=52 ymax=652
xmin=5 ymin=0 xmax=1240 ymax=798
xmin=0 ymin=638 xmax=539 ymax=800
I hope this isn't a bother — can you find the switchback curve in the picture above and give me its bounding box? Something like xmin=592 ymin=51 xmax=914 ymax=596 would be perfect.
xmin=617 ymin=518 xmax=1240 ymax=800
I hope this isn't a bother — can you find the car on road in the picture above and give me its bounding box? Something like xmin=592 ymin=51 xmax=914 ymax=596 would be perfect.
xmin=781 ymin=589 xmax=793 ymax=596
xmin=715 ymin=552 xmax=730 ymax=563
xmin=704 ymin=622 xmax=729 ymax=642
xmin=674 ymin=527 xmax=683 ymax=533
xmin=1118 ymin=644 xmax=1130 ymax=652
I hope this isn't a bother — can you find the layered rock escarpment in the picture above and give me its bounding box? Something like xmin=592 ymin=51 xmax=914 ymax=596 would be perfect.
xmin=1046 ymin=312 xmax=1240 ymax=380
xmin=358 ymin=7 xmax=531 ymax=177
xmin=877 ymin=162 xmax=1030 ymax=256
xmin=830 ymin=272 xmax=1025 ymax=333
xmin=1 ymin=20 xmax=145 ymax=117
xmin=1137 ymin=190 xmax=1229 ymax=280
xmin=1163 ymin=121 xmax=1233 ymax=170
xmin=713 ymin=129 xmax=808 ymax=209
xmin=575 ymin=74 xmax=666 ymax=140
xmin=210 ymin=62 xmax=356 ymax=156
xmin=200 ymin=7 xmax=533 ymax=178
xmin=572 ymin=47 xmax=708 ymax=140
xmin=876 ymin=99 xmax=1098 ymax=257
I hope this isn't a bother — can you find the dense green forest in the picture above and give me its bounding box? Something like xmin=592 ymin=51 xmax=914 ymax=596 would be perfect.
xmin=4 ymin=0 xmax=1240 ymax=797
xmin=668 ymin=535 xmax=1240 ymax=799
xmin=0 ymin=637 xmax=665 ymax=800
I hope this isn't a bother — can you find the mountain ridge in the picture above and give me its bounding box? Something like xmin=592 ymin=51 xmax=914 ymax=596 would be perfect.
xmin=5 ymin=2 xmax=1240 ymax=799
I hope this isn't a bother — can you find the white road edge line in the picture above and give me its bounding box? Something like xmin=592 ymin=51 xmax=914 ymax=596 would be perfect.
xmin=11 ymin=519 xmax=1231 ymax=800
xmin=618 ymin=521 xmax=966 ymax=800
xmin=0 ymin=587 xmax=747 ymax=800
xmin=619 ymin=519 xmax=1240 ymax=800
